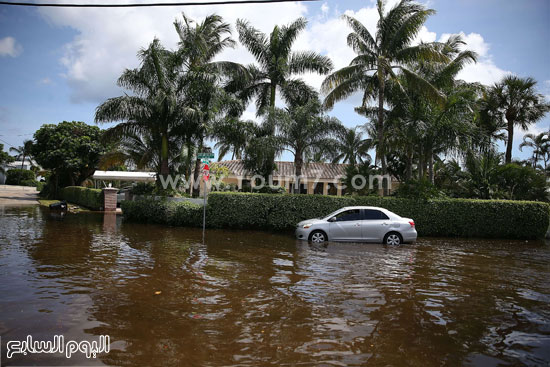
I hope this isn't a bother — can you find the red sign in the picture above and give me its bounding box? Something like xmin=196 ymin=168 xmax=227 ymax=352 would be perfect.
xmin=203 ymin=164 xmax=210 ymax=181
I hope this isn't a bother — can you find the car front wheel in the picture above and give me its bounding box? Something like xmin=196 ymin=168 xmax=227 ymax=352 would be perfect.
xmin=384 ymin=232 xmax=402 ymax=245
xmin=309 ymin=230 xmax=327 ymax=243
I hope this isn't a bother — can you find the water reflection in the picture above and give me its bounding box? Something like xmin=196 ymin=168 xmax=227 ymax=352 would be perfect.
xmin=0 ymin=207 xmax=549 ymax=366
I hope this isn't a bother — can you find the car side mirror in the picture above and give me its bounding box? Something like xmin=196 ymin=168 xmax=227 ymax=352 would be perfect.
xmin=328 ymin=217 xmax=336 ymax=222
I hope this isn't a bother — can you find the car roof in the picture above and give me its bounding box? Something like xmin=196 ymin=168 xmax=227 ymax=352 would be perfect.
xmin=340 ymin=206 xmax=387 ymax=210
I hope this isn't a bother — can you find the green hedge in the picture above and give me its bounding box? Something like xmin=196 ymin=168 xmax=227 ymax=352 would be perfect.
xmin=59 ymin=186 xmax=104 ymax=210
xmin=6 ymin=169 xmax=35 ymax=185
xmin=120 ymin=192 xmax=550 ymax=239
xmin=121 ymin=199 xmax=201 ymax=226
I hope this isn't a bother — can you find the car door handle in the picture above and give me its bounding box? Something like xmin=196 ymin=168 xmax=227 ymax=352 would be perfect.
xmin=382 ymin=222 xmax=389 ymax=226
xmin=354 ymin=223 xmax=361 ymax=226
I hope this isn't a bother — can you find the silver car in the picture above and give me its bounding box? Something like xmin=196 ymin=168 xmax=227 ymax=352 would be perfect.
xmin=295 ymin=206 xmax=417 ymax=245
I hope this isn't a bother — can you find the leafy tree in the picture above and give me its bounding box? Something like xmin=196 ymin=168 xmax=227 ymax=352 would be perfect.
xmin=0 ymin=144 xmax=15 ymax=175
xmin=274 ymin=97 xmax=342 ymax=192
xmin=322 ymin=0 xmax=446 ymax=194
xmin=9 ymin=139 xmax=34 ymax=170
xmin=519 ymin=131 xmax=550 ymax=170
xmin=485 ymin=75 xmax=550 ymax=163
xmin=234 ymin=17 xmax=333 ymax=115
xmin=212 ymin=118 xmax=256 ymax=161
xmin=95 ymin=39 xmax=182 ymax=180
xmin=461 ymin=149 xmax=502 ymax=199
xmin=31 ymin=121 xmax=104 ymax=197
xmin=331 ymin=126 xmax=373 ymax=165
xmin=96 ymin=14 xmax=240 ymax=194
xmin=496 ymin=163 xmax=548 ymax=201
xmin=242 ymin=117 xmax=282 ymax=180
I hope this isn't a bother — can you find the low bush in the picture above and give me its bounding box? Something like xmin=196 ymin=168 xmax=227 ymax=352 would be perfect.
xmin=59 ymin=186 xmax=104 ymax=210
xmin=252 ymin=185 xmax=287 ymax=194
xmin=121 ymin=199 xmax=201 ymax=226
xmin=130 ymin=182 xmax=156 ymax=195
xmin=6 ymin=169 xmax=35 ymax=185
xmin=120 ymin=192 xmax=550 ymax=239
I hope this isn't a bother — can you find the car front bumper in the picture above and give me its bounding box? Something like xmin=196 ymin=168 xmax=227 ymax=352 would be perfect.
xmin=295 ymin=227 xmax=312 ymax=241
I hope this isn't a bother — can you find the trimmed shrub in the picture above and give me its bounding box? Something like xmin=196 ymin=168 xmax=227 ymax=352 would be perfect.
xmin=121 ymin=192 xmax=550 ymax=239
xmin=121 ymin=199 xmax=201 ymax=226
xmin=6 ymin=169 xmax=35 ymax=185
xmin=130 ymin=182 xmax=155 ymax=195
xmin=59 ymin=186 xmax=104 ymax=210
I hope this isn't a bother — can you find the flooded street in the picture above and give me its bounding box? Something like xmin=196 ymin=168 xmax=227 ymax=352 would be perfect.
xmin=1 ymin=206 xmax=549 ymax=366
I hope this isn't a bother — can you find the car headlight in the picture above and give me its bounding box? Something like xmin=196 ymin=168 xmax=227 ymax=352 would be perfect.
xmin=303 ymin=223 xmax=313 ymax=229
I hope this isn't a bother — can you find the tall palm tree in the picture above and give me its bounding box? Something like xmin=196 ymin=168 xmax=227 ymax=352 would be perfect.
xmin=234 ymin=17 xmax=333 ymax=115
xmin=519 ymin=131 xmax=550 ymax=169
xmin=331 ymin=127 xmax=373 ymax=166
xmin=9 ymin=139 xmax=34 ymax=169
xmin=96 ymin=14 xmax=239 ymax=188
xmin=322 ymin=0 xmax=446 ymax=194
xmin=487 ymin=75 xmax=550 ymax=163
xmin=174 ymin=13 xmax=245 ymax=195
xmin=95 ymin=39 xmax=184 ymax=180
xmin=274 ymin=97 xmax=343 ymax=192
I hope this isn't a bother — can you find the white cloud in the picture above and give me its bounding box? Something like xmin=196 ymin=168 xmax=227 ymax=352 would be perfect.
xmin=0 ymin=36 xmax=23 ymax=57
xmin=38 ymin=0 xmax=512 ymax=110
xmin=38 ymin=2 xmax=307 ymax=103
xmin=321 ymin=2 xmax=329 ymax=16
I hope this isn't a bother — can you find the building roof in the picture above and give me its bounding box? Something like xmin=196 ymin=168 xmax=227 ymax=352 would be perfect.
xmin=216 ymin=160 xmax=348 ymax=179
xmin=92 ymin=170 xmax=156 ymax=182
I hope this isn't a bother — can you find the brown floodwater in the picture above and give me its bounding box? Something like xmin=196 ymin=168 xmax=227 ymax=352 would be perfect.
xmin=0 ymin=206 xmax=549 ymax=366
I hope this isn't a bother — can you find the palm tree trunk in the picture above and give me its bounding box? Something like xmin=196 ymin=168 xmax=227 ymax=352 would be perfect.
xmin=406 ymin=147 xmax=413 ymax=181
xmin=418 ymin=145 xmax=424 ymax=180
xmin=505 ymin=118 xmax=514 ymax=164
xmin=270 ymin=84 xmax=276 ymax=112
xmin=428 ymin=147 xmax=434 ymax=185
xmin=160 ymin=133 xmax=169 ymax=177
xmin=185 ymin=138 xmax=193 ymax=194
xmin=377 ymin=69 xmax=387 ymax=196
xmin=294 ymin=150 xmax=303 ymax=194
xmin=20 ymin=153 xmax=26 ymax=170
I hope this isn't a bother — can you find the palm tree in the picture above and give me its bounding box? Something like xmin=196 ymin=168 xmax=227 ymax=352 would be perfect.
xmin=212 ymin=118 xmax=256 ymax=161
xmin=242 ymin=118 xmax=282 ymax=181
xmin=322 ymin=0 xmax=446 ymax=194
xmin=234 ymin=17 xmax=333 ymax=115
xmin=274 ymin=97 xmax=343 ymax=192
xmin=96 ymin=14 xmax=239 ymax=189
xmin=95 ymin=39 xmax=183 ymax=180
xmin=519 ymin=131 xmax=550 ymax=169
xmin=331 ymin=127 xmax=373 ymax=166
xmin=174 ymin=14 xmax=245 ymax=195
xmin=486 ymin=75 xmax=550 ymax=163
xmin=9 ymin=139 xmax=34 ymax=170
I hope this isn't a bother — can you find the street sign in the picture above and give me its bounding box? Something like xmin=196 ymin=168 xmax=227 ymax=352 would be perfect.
xmin=202 ymin=163 xmax=210 ymax=181
xmin=198 ymin=152 xmax=215 ymax=159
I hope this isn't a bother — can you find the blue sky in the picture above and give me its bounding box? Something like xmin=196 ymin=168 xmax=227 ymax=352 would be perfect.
xmin=0 ymin=0 xmax=549 ymax=162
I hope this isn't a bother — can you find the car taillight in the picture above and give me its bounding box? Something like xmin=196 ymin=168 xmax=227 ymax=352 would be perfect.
xmin=409 ymin=221 xmax=415 ymax=227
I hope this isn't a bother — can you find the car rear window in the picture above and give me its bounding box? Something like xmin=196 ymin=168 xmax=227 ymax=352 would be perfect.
xmin=364 ymin=209 xmax=389 ymax=220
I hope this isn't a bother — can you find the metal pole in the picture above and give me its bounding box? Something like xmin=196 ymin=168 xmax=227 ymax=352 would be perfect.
xmin=202 ymin=176 xmax=207 ymax=242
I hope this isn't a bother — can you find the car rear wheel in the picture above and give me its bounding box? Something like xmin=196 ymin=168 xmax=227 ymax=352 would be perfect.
xmin=309 ymin=230 xmax=327 ymax=243
xmin=384 ymin=232 xmax=402 ymax=245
